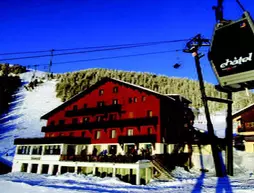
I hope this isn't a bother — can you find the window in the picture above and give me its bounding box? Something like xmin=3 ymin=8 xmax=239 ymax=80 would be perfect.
xmin=32 ymin=146 xmax=42 ymax=155
xmin=134 ymin=97 xmax=137 ymax=103
xmin=21 ymin=163 xmax=28 ymax=172
xmin=31 ymin=164 xmax=38 ymax=173
xmin=113 ymin=86 xmax=118 ymax=93
xmin=44 ymin=145 xmax=60 ymax=155
xmin=81 ymin=131 xmax=85 ymax=137
xmin=99 ymin=89 xmax=104 ymax=96
xmin=59 ymin=120 xmax=65 ymax=125
xmin=128 ymin=112 xmax=134 ymax=118
xmin=128 ymin=98 xmax=133 ymax=103
xmin=83 ymin=104 xmax=87 ymax=108
xmin=17 ymin=146 xmax=31 ymax=155
xmin=109 ymin=114 xmax=117 ymax=120
xmin=110 ymin=129 xmax=116 ymax=139
xmin=97 ymin=101 xmax=104 ymax=107
xmin=69 ymin=132 xmax=74 ymax=137
xmin=41 ymin=164 xmax=49 ymax=174
xmin=142 ymin=96 xmax=146 ymax=102
xmin=148 ymin=127 xmax=153 ymax=135
xmin=59 ymin=133 xmax=65 ymax=137
xmin=73 ymin=105 xmax=78 ymax=111
xmin=83 ymin=117 xmax=89 ymax=123
xmin=72 ymin=118 xmax=78 ymax=124
xmin=95 ymin=130 xmax=101 ymax=139
xmin=112 ymin=99 xmax=118 ymax=105
xmin=127 ymin=128 xmax=133 ymax=136
xmin=50 ymin=121 xmax=55 ymax=126
xmin=147 ymin=110 xmax=153 ymax=117
xmin=96 ymin=116 xmax=103 ymax=122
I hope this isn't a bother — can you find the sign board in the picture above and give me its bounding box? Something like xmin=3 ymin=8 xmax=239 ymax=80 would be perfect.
xmin=209 ymin=12 xmax=254 ymax=91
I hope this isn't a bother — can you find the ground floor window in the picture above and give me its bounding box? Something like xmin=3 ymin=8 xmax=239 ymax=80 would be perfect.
xmin=41 ymin=164 xmax=49 ymax=174
xmin=21 ymin=163 xmax=28 ymax=172
xmin=31 ymin=164 xmax=38 ymax=173
xmin=61 ymin=166 xmax=75 ymax=174
xmin=52 ymin=165 xmax=58 ymax=175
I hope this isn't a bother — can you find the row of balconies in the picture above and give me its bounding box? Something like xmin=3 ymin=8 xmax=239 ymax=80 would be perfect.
xmin=42 ymin=116 xmax=158 ymax=132
xmin=65 ymin=104 xmax=122 ymax=117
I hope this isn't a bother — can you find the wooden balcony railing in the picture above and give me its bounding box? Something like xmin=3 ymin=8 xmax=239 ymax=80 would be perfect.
xmin=42 ymin=116 xmax=158 ymax=132
xmin=65 ymin=104 xmax=122 ymax=117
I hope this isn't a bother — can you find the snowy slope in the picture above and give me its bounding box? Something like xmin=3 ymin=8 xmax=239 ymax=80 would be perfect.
xmin=0 ymin=71 xmax=62 ymax=162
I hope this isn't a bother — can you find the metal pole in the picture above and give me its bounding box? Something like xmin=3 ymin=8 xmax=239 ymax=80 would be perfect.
xmin=193 ymin=51 xmax=226 ymax=177
xmin=226 ymin=92 xmax=233 ymax=176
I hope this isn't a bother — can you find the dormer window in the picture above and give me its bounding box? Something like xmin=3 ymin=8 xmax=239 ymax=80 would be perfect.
xmin=113 ymin=86 xmax=118 ymax=93
xmin=134 ymin=97 xmax=137 ymax=103
xmin=99 ymin=89 xmax=104 ymax=96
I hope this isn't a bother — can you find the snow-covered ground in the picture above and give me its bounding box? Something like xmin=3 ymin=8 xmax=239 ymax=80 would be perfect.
xmin=1 ymin=70 xmax=254 ymax=192
xmin=1 ymin=167 xmax=254 ymax=193
xmin=0 ymin=71 xmax=62 ymax=162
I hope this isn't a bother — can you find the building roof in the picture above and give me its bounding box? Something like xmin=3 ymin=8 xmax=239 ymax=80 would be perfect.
xmin=165 ymin=94 xmax=192 ymax=104
xmin=232 ymin=103 xmax=254 ymax=119
xmin=41 ymin=77 xmax=177 ymax=120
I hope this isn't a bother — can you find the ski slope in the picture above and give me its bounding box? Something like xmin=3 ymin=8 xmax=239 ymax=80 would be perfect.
xmin=0 ymin=71 xmax=62 ymax=162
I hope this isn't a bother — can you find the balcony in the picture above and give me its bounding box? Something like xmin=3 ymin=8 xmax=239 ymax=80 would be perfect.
xmin=59 ymin=154 xmax=151 ymax=163
xmin=42 ymin=116 xmax=158 ymax=132
xmin=65 ymin=104 xmax=122 ymax=117
xmin=118 ymin=134 xmax=156 ymax=144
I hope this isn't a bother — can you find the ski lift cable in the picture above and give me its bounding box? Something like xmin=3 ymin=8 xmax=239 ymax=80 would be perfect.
xmin=0 ymin=42 xmax=187 ymax=62
xmin=24 ymin=49 xmax=182 ymax=68
xmin=0 ymin=39 xmax=190 ymax=56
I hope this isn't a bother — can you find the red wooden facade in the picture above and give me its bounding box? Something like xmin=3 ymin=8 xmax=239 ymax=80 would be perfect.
xmin=233 ymin=103 xmax=254 ymax=133
xmin=40 ymin=77 xmax=190 ymax=145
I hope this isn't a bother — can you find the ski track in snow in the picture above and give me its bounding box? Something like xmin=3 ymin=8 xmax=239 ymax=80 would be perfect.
xmin=0 ymin=71 xmax=62 ymax=161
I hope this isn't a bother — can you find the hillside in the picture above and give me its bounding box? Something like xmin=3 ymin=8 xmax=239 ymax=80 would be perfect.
xmin=0 ymin=71 xmax=62 ymax=161
xmin=55 ymin=68 xmax=254 ymax=112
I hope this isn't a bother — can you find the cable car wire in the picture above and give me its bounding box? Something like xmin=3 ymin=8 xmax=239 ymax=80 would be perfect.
xmin=24 ymin=49 xmax=182 ymax=68
xmin=0 ymin=38 xmax=189 ymax=56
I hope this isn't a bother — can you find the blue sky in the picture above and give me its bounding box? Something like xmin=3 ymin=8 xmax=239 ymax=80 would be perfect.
xmin=0 ymin=0 xmax=253 ymax=84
